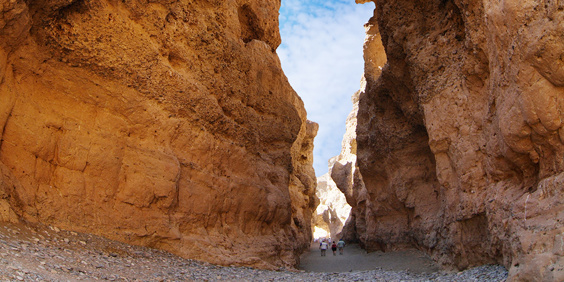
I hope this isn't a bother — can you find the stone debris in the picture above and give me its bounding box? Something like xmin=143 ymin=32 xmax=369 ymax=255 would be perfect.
xmin=0 ymin=222 xmax=507 ymax=281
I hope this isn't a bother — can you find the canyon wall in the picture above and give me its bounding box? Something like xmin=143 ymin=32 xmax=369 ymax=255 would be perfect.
xmin=328 ymin=88 xmax=369 ymax=245
xmin=0 ymin=0 xmax=317 ymax=269
xmin=344 ymin=0 xmax=564 ymax=280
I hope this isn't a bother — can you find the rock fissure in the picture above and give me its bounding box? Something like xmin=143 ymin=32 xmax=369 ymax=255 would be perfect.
xmin=0 ymin=109 xmax=12 ymax=148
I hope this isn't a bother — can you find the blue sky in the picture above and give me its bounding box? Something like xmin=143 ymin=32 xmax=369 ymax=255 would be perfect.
xmin=278 ymin=0 xmax=375 ymax=176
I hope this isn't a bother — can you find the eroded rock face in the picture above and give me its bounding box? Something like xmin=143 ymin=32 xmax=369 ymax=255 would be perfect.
xmin=348 ymin=0 xmax=564 ymax=280
xmin=0 ymin=0 xmax=316 ymax=269
xmin=318 ymin=85 xmax=367 ymax=244
xmin=313 ymin=173 xmax=351 ymax=240
xmin=327 ymin=87 xmax=369 ymax=245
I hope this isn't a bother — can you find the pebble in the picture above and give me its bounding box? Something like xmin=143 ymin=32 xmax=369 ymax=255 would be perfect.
xmin=0 ymin=222 xmax=508 ymax=281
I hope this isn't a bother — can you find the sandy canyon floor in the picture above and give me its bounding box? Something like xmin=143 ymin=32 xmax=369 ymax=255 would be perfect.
xmin=299 ymin=242 xmax=439 ymax=273
xmin=0 ymin=222 xmax=507 ymax=281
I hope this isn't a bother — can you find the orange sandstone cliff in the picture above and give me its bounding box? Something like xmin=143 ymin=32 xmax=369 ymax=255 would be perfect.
xmin=0 ymin=0 xmax=317 ymax=269
xmin=333 ymin=0 xmax=564 ymax=280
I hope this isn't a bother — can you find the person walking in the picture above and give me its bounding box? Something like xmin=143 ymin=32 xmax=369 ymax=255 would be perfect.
xmin=320 ymin=240 xmax=328 ymax=256
xmin=337 ymin=239 xmax=345 ymax=255
xmin=331 ymin=241 xmax=337 ymax=256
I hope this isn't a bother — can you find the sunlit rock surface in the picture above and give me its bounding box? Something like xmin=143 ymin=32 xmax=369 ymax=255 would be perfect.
xmin=320 ymin=84 xmax=367 ymax=244
xmin=0 ymin=0 xmax=316 ymax=269
xmin=347 ymin=0 xmax=564 ymax=280
xmin=313 ymin=173 xmax=351 ymax=240
xmin=328 ymin=91 xmax=365 ymax=243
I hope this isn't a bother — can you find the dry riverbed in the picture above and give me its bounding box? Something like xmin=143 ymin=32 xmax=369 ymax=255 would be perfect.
xmin=0 ymin=221 xmax=507 ymax=281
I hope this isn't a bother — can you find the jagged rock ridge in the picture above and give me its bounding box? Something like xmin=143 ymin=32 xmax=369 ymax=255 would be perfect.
xmin=0 ymin=0 xmax=317 ymax=269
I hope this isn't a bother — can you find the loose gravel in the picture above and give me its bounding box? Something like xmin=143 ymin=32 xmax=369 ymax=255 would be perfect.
xmin=0 ymin=222 xmax=507 ymax=281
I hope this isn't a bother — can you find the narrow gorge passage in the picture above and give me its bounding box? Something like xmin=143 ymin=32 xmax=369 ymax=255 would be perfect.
xmin=299 ymin=242 xmax=438 ymax=273
xmin=1 ymin=0 xmax=563 ymax=281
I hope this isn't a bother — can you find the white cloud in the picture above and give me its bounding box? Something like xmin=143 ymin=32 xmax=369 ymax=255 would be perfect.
xmin=278 ymin=1 xmax=375 ymax=176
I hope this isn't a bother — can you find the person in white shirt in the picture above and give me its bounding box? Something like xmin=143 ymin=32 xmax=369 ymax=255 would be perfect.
xmin=319 ymin=240 xmax=328 ymax=256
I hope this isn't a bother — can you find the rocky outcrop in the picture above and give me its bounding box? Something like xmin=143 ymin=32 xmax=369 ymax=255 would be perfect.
xmin=346 ymin=0 xmax=564 ymax=280
xmin=0 ymin=0 xmax=316 ymax=269
xmin=313 ymin=173 xmax=351 ymax=240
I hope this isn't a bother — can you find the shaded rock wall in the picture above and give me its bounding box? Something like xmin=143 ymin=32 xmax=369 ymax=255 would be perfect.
xmin=0 ymin=0 xmax=317 ymax=269
xmin=328 ymin=88 xmax=369 ymax=245
xmin=347 ymin=0 xmax=564 ymax=280
xmin=323 ymin=87 xmax=368 ymax=244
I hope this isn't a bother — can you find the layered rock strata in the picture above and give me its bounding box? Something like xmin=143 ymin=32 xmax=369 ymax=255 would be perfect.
xmin=0 ymin=0 xmax=317 ymax=269
xmin=344 ymin=0 xmax=564 ymax=280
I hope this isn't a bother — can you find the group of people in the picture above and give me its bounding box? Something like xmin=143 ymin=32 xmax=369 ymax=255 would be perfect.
xmin=319 ymin=238 xmax=345 ymax=256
